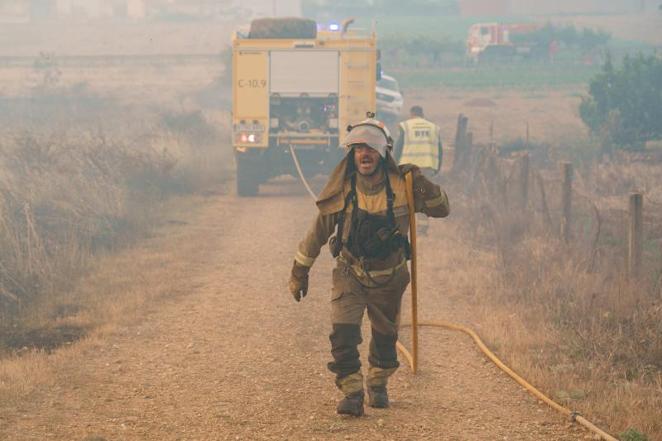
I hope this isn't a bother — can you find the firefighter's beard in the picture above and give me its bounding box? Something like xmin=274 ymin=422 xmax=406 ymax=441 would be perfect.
xmin=356 ymin=160 xmax=382 ymax=178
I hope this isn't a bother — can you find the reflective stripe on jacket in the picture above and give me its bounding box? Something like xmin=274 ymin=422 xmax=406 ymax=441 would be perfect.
xmin=398 ymin=117 xmax=440 ymax=170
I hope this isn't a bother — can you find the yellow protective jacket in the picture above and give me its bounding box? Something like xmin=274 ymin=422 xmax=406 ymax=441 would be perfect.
xmin=294 ymin=157 xmax=449 ymax=273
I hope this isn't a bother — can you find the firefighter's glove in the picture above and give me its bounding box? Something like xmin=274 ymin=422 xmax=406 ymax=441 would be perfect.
xmin=289 ymin=261 xmax=310 ymax=302
xmin=413 ymin=170 xmax=440 ymax=199
xmin=401 ymin=165 xmax=438 ymax=198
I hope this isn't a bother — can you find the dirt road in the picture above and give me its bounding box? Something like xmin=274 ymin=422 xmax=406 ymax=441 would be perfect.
xmin=0 ymin=179 xmax=587 ymax=441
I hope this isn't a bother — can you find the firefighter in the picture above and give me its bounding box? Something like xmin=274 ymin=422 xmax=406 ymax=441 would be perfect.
xmin=394 ymin=105 xmax=443 ymax=235
xmin=288 ymin=116 xmax=449 ymax=416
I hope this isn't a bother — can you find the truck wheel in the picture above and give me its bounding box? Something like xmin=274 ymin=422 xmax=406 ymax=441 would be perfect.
xmin=236 ymin=157 xmax=260 ymax=197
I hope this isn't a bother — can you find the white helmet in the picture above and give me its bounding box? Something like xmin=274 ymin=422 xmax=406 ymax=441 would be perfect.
xmin=342 ymin=113 xmax=393 ymax=158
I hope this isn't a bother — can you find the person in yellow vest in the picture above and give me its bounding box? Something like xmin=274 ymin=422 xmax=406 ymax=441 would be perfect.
xmin=394 ymin=105 xmax=443 ymax=174
xmin=288 ymin=115 xmax=449 ymax=417
xmin=394 ymin=105 xmax=443 ymax=235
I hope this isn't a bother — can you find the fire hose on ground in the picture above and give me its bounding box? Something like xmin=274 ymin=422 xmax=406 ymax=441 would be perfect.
xmin=289 ymin=145 xmax=618 ymax=441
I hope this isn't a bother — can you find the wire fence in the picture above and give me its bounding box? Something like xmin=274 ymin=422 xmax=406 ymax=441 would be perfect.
xmin=450 ymin=114 xmax=662 ymax=281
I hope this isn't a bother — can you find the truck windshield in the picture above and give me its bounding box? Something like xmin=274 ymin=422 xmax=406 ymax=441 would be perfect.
xmin=378 ymin=77 xmax=399 ymax=92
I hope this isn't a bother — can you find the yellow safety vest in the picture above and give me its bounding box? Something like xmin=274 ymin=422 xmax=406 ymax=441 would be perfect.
xmin=399 ymin=117 xmax=440 ymax=170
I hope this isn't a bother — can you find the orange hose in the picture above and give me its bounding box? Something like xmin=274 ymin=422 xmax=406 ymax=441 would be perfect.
xmin=397 ymin=321 xmax=618 ymax=441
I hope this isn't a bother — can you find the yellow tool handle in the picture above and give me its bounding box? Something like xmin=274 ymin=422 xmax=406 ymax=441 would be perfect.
xmin=404 ymin=171 xmax=419 ymax=374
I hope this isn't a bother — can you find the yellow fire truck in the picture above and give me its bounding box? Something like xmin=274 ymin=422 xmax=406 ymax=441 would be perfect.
xmin=232 ymin=18 xmax=378 ymax=196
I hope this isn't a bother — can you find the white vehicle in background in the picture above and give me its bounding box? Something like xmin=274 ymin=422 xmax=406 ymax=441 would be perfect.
xmin=376 ymin=74 xmax=404 ymax=123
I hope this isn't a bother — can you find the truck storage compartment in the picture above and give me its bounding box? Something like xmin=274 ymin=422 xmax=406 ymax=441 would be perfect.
xmin=270 ymin=51 xmax=339 ymax=96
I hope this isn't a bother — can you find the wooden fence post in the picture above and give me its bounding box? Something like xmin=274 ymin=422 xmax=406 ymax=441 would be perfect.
xmin=628 ymin=193 xmax=643 ymax=277
xmin=536 ymin=171 xmax=553 ymax=231
xmin=452 ymin=114 xmax=468 ymax=172
xmin=519 ymin=153 xmax=529 ymax=210
xmin=463 ymin=131 xmax=473 ymax=171
xmin=561 ymin=162 xmax=573 ymax=243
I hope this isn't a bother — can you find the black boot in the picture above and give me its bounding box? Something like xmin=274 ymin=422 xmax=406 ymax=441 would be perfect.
xmin=336 ymin=391 xmax=365 ymax=416
xmin=368 ymin=386 xmax=389 ymax=408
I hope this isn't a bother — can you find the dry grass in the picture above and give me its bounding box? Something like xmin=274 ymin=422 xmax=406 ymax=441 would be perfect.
xmin=0 ymin=187 xmax=214 ymax=406
xmin=407 ymin=88 xmax=587 ymax=148
xmin=0 ymin=29 xmax=232 ymax=357
xmin=0 ymin=84 xmax=231 ymax=342
xmin=445 ymin=146 xmax=662 ymax=439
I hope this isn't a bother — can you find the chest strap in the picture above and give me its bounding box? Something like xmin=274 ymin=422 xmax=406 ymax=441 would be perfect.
xmin=331 ymin=174 xmax=356 ymax=258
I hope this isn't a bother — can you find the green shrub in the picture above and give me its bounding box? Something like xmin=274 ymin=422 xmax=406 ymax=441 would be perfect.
xmin=580 ymin=54 xmax=662 ymax=151
xmin=620 ymin=428 xmax=649 ymax=441
xmin=511 ymin=23 xmax=611 ymax=54
xmin=380 ymin=34 xmax=465 ymax=68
